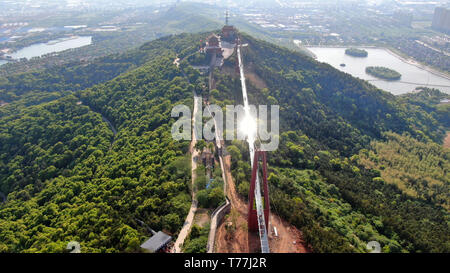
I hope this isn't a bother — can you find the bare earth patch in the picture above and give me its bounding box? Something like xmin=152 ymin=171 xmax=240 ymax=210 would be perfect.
xmin=221 ymin=63 xmax=268 ymax=90
xmin=194 ymin=208 xmax=210 ymax=228
xmin=246 ymin=71 xmax=268 ymax=90
xmin=444 ymin=132 xmax=450 ymax=148
xmin=245 ymin=63 xmax=268 ymax=90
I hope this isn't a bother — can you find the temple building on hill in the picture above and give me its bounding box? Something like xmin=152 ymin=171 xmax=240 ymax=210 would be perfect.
xmin=205 ymin=34 xmax=222 ymax=56
xmin=221 ymin=10 xmax=237 ymax=42
xmin=222 ymin=25 xmax=237 ymax=42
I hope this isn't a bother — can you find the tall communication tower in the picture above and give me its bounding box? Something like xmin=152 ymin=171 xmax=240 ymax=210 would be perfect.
xmin=225 ymin=10 xmax=230 ymax=26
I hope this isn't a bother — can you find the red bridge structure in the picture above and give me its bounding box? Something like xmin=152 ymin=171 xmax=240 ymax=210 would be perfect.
xmin=248 ymin=150 xmax=270 ymax=233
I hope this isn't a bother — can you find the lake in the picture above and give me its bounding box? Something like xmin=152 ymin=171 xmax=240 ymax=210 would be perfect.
xmin=307 ymin=47 xmax=450 ymax=95
xmin=4 ymin=36 xmax=92 ymax=61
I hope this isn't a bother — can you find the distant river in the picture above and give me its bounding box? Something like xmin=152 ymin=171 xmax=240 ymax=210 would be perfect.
xmin=4 ymin=36 xmax=92 ymax=61
xmin=307 ymin=47 xmax=450 ymax=95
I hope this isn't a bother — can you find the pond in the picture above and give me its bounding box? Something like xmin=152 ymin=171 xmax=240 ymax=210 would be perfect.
xmin=307 ymin=47 xmax=450 ymax=95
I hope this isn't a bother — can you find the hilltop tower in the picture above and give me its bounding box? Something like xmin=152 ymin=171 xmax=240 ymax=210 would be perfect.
xmin=222 ymin=10 xmax=237 ymax=42
xmin=225 ymin=10 xmax=230 ymax=26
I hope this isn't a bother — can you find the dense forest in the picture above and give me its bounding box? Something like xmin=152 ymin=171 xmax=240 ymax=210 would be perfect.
xmin=0 ymin=35 xmax=208 ymax=252
xmin=0 ymin=31 xmax=448 ymax=253
xmin=358 ymin=132 xmax=449 ymax=210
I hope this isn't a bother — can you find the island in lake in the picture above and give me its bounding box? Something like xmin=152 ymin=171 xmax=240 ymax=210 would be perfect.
xmin=366 ymin=66 xmax=402 ymax=80
xmin=345 ymin=48 xmax=368 ymax=57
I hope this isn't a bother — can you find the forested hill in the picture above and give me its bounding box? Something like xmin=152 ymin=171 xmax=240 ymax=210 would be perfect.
xmin=0 ymin=33 xmax=206 ymax=113
xmin=210 ymin=33 xmax=449 ymax=252
xmin=0 ymin=31 xmax=448 ymax=252
xmin=0 ymin=36 xmax=206 ymax=252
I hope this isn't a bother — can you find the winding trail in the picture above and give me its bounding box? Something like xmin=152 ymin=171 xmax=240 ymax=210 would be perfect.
xmin=101 ymin=115 xmax=118 ymax=148
xmin=172 ymin=78 xmax=201 ymax=253
xmin=102 ymin=116 xmax=117 ymax=136
xmin=77 ymin=101 xmax=118 ymax=142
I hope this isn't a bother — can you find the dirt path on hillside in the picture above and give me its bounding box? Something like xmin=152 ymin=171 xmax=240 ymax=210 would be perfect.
xmin=215 ymin=156 xmax=310 ymax=253
xmin=215 ymin=155 xmax=251 ymax=253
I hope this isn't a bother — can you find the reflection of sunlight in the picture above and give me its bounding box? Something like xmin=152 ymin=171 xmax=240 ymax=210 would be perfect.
xmin=239 ymin=114 xmax=257 ymax=142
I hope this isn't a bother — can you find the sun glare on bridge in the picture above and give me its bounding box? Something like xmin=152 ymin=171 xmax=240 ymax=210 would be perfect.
xmin=239 ymin=113 xmax=257 ymax=142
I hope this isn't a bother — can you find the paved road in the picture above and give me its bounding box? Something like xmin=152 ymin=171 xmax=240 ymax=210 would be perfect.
xmin=172 ymin=93 xmax=200 ymax=253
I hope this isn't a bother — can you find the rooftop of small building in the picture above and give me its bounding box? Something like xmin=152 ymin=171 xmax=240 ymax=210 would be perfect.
xmin=140 ymin=231 xmax=172 ymax=253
